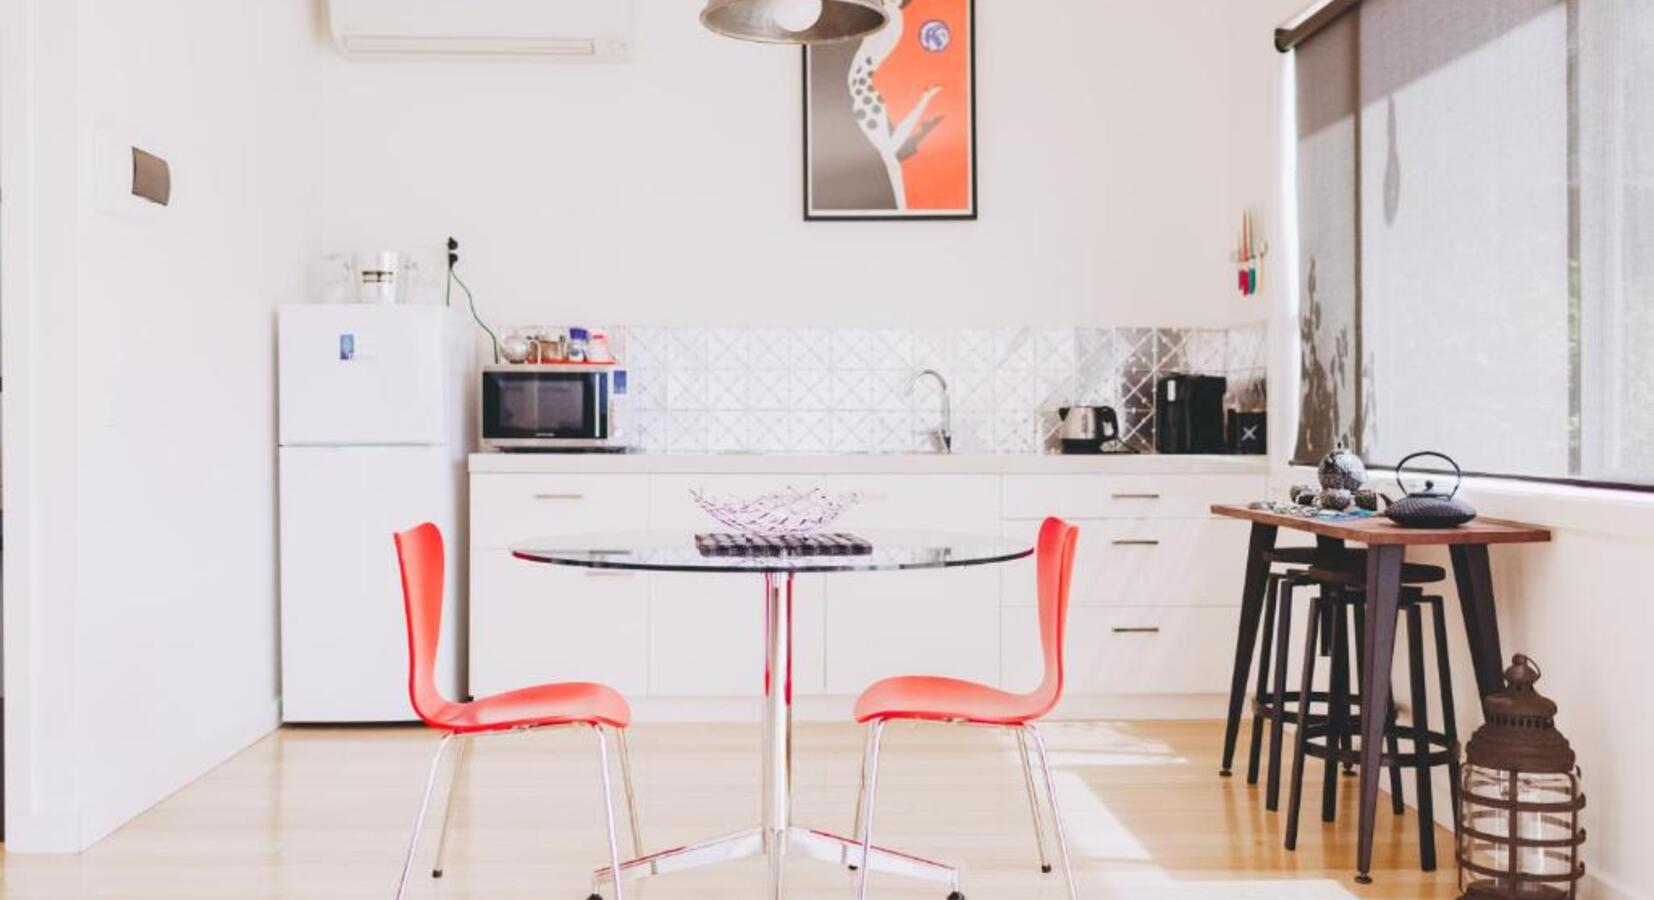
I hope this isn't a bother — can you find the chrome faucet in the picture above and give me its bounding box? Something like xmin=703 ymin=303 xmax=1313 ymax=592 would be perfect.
xmin=905 ymin=368 xmax=952 ymax=453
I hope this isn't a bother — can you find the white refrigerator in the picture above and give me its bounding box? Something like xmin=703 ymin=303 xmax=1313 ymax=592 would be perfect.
xmin=278 ymin=304 xmax=469 ymax=723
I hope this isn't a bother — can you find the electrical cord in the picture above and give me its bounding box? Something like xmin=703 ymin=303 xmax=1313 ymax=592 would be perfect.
xmin=450 ymin=266 xmax=500 ymax=364
xmin=447 ymin=236 xmax=500 ymax=364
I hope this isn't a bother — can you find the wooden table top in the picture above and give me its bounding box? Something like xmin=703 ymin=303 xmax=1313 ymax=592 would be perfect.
xmin=1211 ymin=504 xmax=1552 ymax=546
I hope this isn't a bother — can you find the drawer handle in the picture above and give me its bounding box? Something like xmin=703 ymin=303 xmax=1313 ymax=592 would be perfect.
xmin=1111 ymin=627 xmax=1163 ymax=635
xmin=535 ymin=492 xmax=586 ymax=501
xmin=1112 ymin=493 xmax=1162 ymax=501
xmin=1111 ymin=539 xmax=1162 ymax=547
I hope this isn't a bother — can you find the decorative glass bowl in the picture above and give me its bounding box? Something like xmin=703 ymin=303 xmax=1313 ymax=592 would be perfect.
xmin=689 ymin=486 xmax=860 ymax=537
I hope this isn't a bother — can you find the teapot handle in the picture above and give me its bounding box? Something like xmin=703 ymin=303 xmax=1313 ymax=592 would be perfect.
xmin=1395 ymin=451 xmax=1463 ymax=498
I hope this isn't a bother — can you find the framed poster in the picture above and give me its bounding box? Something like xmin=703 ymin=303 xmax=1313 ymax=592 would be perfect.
xmin=803 ymin=0 xmax=977 ymax=220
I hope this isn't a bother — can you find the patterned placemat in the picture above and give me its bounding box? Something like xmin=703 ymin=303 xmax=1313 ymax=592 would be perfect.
xmin=695 ymin=532 xmax=874 ymax=557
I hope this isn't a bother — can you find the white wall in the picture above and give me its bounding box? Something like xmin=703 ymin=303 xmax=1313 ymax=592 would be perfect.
xmin=310 ymin=0 xmax=1301 ymax=329
xmin=1 ymin=0 xmax=311 ymax=851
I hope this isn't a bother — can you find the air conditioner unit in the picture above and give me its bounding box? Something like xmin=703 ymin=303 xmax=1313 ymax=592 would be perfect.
xmin=328 ymin=0 xmax=634 ymax=61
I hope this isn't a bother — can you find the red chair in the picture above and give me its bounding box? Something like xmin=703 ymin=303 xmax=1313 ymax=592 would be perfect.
xmin=393 ymin=523 xmax=641 ymax=900
xmin=851 ymin=517 xmax=1081 ymax=900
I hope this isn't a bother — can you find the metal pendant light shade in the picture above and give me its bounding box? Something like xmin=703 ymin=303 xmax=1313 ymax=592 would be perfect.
xmin=701 ymin=0 xmax=889 ymax=45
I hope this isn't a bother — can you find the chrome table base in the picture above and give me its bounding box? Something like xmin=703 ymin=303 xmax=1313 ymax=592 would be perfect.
xmin=591 ymin=572 xmax=960 ymax=900
xmin=591 ymin=825 xmax=960 ymax=895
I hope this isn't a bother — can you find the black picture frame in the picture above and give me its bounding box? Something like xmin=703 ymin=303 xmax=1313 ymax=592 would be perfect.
xmin=801 ymin=0 xmax=978 ymax=221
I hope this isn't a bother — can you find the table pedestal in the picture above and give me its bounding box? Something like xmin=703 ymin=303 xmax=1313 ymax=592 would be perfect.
xmin=591 ymin=572 xmax=960 ymax=900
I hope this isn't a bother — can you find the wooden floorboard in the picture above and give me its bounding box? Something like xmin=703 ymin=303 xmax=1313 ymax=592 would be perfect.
xmin=0 ymin=720 xmax=1458 ymax=898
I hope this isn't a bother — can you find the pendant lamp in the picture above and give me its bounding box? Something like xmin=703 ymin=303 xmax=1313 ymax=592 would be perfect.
xmin=701 ymin=0 xmax=889 ymax=45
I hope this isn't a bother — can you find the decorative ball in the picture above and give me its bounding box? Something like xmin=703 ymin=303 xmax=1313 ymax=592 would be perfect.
xmin=1319 ymin=489 xmax=1354 ymax=512
xmin=1319 ymin=448 xmax=1369 ymax=491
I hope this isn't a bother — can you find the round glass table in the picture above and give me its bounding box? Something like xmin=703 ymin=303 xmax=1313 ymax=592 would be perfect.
xmin=513 ymin=530 xmax=1032 ymax=900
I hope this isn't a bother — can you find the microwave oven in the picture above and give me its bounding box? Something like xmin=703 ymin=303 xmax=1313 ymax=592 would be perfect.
xmin=479 ymin=365 xmax=622 ymax=451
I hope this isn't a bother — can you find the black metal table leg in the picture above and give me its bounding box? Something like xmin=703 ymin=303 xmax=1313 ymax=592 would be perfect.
xmin=1450 ymin=544 xmax=1505 ymax=699
xmin=1221 ymin=523 xmax=1279 ymax=777
xmin=1355 ymin=545 xmax=1405 ymax=885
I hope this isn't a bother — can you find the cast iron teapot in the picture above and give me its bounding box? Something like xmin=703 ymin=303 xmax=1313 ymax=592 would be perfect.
xmin=1384 ymin=451 xmax=1477 ymax=528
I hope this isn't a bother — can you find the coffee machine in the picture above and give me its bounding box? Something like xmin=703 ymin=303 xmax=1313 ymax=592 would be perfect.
xmin=1155 ymin=374 xmax=1228 ymax=454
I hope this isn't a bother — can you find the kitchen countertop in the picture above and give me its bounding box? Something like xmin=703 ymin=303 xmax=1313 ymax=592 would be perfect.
xmin=468 ymin=452 xmax=1269 ymax=476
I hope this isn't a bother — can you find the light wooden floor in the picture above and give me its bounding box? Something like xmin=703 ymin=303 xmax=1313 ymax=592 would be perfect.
xmin=0 ymin=721 xmax=1457 ymax=898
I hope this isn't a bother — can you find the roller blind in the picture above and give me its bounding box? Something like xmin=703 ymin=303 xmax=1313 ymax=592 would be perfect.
xmin=1290 ymin=0 xmax=1653 ymax=488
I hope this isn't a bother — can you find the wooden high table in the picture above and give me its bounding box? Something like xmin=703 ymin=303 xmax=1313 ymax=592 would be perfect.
xmin=1210 ymin=504 xmax=1552 ymax=884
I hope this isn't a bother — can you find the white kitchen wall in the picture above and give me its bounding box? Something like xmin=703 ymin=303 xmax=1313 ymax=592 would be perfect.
xmin=308 ymin=0 xmax=1303 ymax=329
xmin=1 ymin=0 xmax=310 ymax=851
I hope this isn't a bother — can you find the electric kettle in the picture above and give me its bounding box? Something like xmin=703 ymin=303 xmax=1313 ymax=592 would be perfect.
xmin=1057 ymin=406 xmax=1121 ymax=454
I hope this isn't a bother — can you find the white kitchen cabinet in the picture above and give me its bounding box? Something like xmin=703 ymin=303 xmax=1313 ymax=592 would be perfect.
xmin=467 ymin=457 xmax=1268 ymax=705
xmin=828 ymin=474 xmax=1000 ymax=533
xmin=1002 ymin=605 xmax=1241 ymax=696
xmin=469 ymin=550 xmax=649 ymax=697
xmin=825 ymin=566 xmax=1002 ymax=693
xmin=650 ymin=572 xmax=828 ymax=696
xmin=470 ymin=473 xmax=649 ymax=549
xmin=648 ymin=474 xmax=829 ymax=696
xmin=1000 ymin=516 xmax=1252 ymax=609
xmin=1001 ymin=473 xmax=1265 ymax=520
xmin=823 ymin=475 xmax=1002 ymax=693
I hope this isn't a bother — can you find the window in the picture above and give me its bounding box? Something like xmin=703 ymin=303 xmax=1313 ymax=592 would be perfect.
xmin=1288 ymin=0 xmax=1654 ymax=488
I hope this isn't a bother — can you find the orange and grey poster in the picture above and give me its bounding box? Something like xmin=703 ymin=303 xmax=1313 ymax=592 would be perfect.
xmin=805 ymin=0 xmax=976 ymax=220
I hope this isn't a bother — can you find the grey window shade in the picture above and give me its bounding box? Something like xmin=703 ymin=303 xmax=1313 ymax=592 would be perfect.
xmin=1290 ymin=0 xmax=1652 ymax=488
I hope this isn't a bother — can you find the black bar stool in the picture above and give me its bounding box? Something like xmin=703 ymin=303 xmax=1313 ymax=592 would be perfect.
xmin=1247 ymin=551 xmax=1438 ymax=811
xmin=1282 ymin=564 xmax=1463 ymax=872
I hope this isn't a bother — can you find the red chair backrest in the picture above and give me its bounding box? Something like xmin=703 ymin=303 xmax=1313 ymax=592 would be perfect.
xmin=393 ymin=522 xmax=451 ymax=725
xmin=1030 ymin=516 xmax=1080 ymax=717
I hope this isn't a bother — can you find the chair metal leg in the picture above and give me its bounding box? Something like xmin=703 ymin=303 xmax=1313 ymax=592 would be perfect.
xmin=593 ymin=726 xmax=628 ymax=900
xmin=1026 ymin=725 xmax=1078 ymax=900
xmin=856 ymin=721 xmax=888 ymax=900
xmin=851 ymin=724 xmax=870 ymax=846
xmin=1266 ymin=577 xmax=1295 ymax=810
xmin=1406 ymin=604 xmax=1437 ymax=871
xmin=1015 ymin=728 xmax=1053 ymax=874
xmin=396 ymin=733 xmax=454 ymax=900
xmin=616 ymin=728 xmax=644 ymax=858
xmin=431 ymin=735 xmax=472 ymax=879
xmin=1284 ymin=595 xmax=1323 ymax=851
xmin=1322 ymin=601 xmax=1349 ymax=824
xmin=1247 ymin=575 xmax=1281 ymax=785
xmin=1429 ymin=596 xmax=1464 ymax=830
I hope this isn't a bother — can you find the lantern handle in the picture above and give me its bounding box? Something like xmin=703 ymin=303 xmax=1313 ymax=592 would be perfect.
xmin=1506 ymin=654 xmax=1541 ymax=687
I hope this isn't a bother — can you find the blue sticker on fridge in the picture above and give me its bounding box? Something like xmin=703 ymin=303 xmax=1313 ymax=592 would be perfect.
xmin=339 ymin=333 xmax=356 ymax=361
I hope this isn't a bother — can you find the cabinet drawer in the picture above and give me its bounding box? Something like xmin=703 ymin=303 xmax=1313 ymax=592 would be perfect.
xmin=827 ymin=474 xmax=1000 ymax=533
xmin=1002 ymin=606 xmax=1240 ymax=695
xmin=824 ymin=567 xmax=1000 ymax=693
xmin=468 ymin=550 xmax=649 ymax=697
xmin=470 ymin=474 xmax=650 ymax=549
xmin=1002 ymin=474 xmax=1265 ymax=520
xmin=649 ymin=571 xmax=827 ymax=696
xmin=1001 ymin=517 xmax=1251 ymax=608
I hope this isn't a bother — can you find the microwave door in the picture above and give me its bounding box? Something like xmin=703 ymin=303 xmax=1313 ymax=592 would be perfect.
xmin=482 ymin=370 xmax=607 ymax=446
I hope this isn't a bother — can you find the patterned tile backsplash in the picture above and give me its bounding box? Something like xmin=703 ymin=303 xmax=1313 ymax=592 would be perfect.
xmin=554 ymin=325 xmax=1265 ymax=454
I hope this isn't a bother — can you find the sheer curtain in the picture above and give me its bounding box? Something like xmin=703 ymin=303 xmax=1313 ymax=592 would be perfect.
xmin=1290 ymin=0 xmax=1652 ymax=487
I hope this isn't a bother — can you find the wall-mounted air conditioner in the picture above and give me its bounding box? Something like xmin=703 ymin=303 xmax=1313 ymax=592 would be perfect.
xmin=328 ymin=0 xmax=634 ymax=61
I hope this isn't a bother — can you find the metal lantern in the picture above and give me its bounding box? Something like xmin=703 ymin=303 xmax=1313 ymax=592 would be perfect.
xmin=700 ymin=0 xmax=889 ymax=45
xmin=1458 ymin=656 xmax=1586 ymax=899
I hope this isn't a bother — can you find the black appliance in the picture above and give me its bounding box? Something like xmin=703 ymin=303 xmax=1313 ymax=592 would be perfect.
xmin=1229 ymin=411 xmax=1267 ymax=455
xmin=1155 ymin=374 xmax=1228 ymax=454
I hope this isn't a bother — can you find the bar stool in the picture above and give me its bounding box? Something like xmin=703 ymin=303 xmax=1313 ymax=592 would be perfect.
xmin=1248 ymin=552 xmax=1445 ymax=810
xmin=1223 ymin=545 xmax=1323 ymax=781
xmin=1283 ymin=564 xmax=1463 ymax=872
